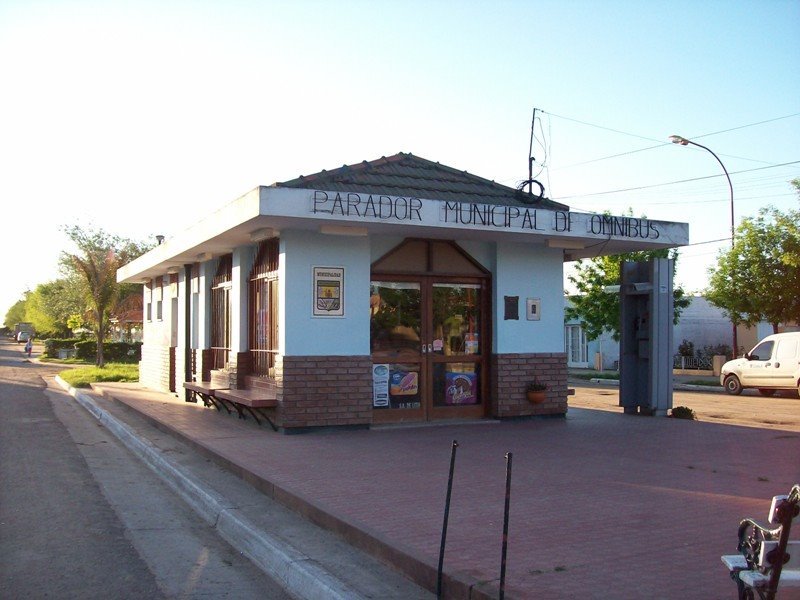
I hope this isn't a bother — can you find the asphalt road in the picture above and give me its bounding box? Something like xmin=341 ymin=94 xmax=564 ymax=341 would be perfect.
xmin=0 ymin=339 xmax=290 ymax=599
xmin=569 ymin=379 xmax=800 ymax=432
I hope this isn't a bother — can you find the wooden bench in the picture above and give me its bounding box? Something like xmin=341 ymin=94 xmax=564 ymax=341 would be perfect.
xmin=213 ymin=388 xmax=278 ymax=431
xmin=722 ymin=484 xmax=800 ymax=600
xmin=183 ymin=381 xmax=230 ymax=414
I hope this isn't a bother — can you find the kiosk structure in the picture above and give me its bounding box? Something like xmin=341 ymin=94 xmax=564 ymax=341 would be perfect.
xmin=118 ymin=153 xmax=689 ymax=432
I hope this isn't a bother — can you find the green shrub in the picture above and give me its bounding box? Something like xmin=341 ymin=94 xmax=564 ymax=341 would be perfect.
xmin=74 ymin=341 xmax=142 ymax=362
xmin=59 ymin=363 xmax=139 ymax=388
xmin=671 ymin=406 xmax=697 ymax=420
xmin=43 ymin=338 xmax=82 ymax=358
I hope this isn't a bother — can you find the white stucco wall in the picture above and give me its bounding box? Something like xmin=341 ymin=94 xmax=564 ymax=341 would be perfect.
xmin=493 ymin=242 xmax=565 ymax=353
xmin=281 ymin=230 xmax=371 ymax=356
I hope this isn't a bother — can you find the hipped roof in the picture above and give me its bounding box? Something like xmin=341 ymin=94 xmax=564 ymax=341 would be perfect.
xmin=274 ymin=152 xmax=568 ymax=211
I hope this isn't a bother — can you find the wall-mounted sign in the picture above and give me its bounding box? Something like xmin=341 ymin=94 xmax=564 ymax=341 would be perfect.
xmin=313 ymin=266 xmax=344 ymax=317
xmin=504 ymin=296 xmax=519 ymax=320
xmin=526 ymin=298 xmax=541 ymax=321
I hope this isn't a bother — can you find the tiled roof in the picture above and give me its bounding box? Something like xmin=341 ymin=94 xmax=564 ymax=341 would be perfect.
xmin=273 ymin=152 xmax=568 ymax=210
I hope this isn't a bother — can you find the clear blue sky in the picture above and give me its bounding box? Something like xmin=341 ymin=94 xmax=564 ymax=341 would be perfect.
xmin=2 ymin=0 xmax=798 ymax=319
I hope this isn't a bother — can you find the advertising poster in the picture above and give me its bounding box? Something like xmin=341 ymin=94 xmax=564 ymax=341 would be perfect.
xmin=445 ymin=372 xmax=478 ymax=405
xmin=313 ymin=266 xmax=344 ymax=317
xmin=372 ymin=364 xmax=390 ymax=408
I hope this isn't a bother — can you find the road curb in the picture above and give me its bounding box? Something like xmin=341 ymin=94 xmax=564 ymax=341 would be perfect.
xmin=585 ymin=378 xmax=723 ymax=393
xmin=54 ymin=376 xmax=368 ymax=600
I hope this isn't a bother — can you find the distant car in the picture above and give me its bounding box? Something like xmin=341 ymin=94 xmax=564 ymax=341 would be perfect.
xmin=720 ymin=332 xmax=800 ymax=398
xmin=16 ymin=331 xmax=32 ymax=343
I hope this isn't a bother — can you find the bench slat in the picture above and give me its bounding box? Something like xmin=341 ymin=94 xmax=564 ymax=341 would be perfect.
xmin=740 ymin=569 xmax=800 ymax=588
xmin=721 ymin=555 xmax=748 ymax=570
xmin=215 ymin=389 xmax=277 ymax=408
xmin=183 ymin=381 xmax=229 ymax=393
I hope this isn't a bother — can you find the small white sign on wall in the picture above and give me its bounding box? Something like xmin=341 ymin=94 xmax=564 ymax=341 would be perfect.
xmin=526 ymin=298 xmax=541 ymax=321
xmin=313 ymin=266 xmax=344 ymax=317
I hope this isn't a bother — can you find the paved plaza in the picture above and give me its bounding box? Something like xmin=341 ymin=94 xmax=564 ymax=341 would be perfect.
xmin=86 ymin=381 xmax=800 ymax=599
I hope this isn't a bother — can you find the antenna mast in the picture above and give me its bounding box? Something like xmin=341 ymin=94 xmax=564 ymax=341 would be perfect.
xmin=528 ymin=107 xmax=537 ymax=195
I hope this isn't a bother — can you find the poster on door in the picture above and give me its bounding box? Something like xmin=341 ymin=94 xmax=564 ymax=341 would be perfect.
xmin=445 ymin=372 xmax=478 ymax=405
xmin=372 ymin=364 xmax=390 ymax=408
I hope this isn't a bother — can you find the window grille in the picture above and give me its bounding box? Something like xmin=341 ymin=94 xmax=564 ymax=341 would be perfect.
xmin=210 ymin=255 xmax=232 ymax=370
xmin=249 ymin=239 xmax=279 ymax=377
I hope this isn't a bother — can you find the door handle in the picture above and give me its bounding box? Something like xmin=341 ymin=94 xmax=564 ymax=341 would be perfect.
xmin=764 ymin=362 xmax=771 ymax=367
xmin=421 ymin=344 xmax=427 ymax=354
xmin=427 ymin=343 xmax=433 ymax=353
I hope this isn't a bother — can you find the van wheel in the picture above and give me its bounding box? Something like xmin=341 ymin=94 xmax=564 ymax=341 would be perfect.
xmin=758 ymin=388 xmax=776 ymax=397
xmin=724 ymin=375 xmax=743 ymax=395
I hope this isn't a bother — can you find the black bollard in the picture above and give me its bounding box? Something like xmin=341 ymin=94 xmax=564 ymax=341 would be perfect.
xmin=499 ymin=451 xmax=513 ymax=600
xmin=437 ymin=440 xmax=459 ymax=599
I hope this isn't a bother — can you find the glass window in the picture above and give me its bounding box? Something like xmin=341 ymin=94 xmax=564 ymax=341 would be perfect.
xmin=370 ymin=282 xmax=421 ymax=354
xmin=431 ymin=283 xmax=481 ymax=356
xmin=749 ymin=341 xmax=774 ymax=361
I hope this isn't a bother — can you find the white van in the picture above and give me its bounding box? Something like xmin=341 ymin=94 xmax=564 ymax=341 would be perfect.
xmin=720 ymin=332 xmax=800 ymax=397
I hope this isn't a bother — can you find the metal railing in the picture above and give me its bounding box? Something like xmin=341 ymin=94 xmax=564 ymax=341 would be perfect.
xmin=673 ymin=356 xmax=713 ymax=370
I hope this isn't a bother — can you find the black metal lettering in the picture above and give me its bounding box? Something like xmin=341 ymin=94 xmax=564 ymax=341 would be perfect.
xmin=394 ymin=197 xmax=408 ymax=220
xmin=364 ymin=195 xmax=377 ymax=218
xmin=313 ymin=190 xmax=330 ymax=214
xmin=379 ymin=196 xmax=394 ymax=219
xmin=443 ymin=201 xmax=459 ymax=222
xmin=409 ymin=198 xmax=422 ymax=221
xmin=554 ymin=210 xmax=572 ymax=232
xmin=331 ymin=193 xmax=344 ymax=216
xmin=506 ymin=207 xmax=520 ymax=227
xmin=346 ymin=193 xmax=362 ymax=217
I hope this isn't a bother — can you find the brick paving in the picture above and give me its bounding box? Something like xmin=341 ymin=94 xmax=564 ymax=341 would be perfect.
xmin=91 ymin=382 xmax=800 ymax=599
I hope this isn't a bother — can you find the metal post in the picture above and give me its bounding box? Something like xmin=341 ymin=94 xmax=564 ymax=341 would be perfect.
xmin=437 ymin=440 xmax=459 ymax=599
xmin=669 ymin=135 xmax=737 ymax=355
xmin=499 ymin=452 xmax=513 ymax=600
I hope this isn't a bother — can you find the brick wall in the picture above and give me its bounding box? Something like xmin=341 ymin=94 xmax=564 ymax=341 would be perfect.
xmin=491 ymin=352 xmax=568 ymax=418
xmin=140 ymin=343 xmax=172 ymax=392
xmin=276 ymin=355 xmax=373 ymax=430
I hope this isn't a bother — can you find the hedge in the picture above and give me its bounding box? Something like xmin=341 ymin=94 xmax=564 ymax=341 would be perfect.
xmin=74 ymin=341 xmax=142 ymax=362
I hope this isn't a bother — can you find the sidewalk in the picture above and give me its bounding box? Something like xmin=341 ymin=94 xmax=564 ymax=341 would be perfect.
xmin=60 ymin=378 xmax=800 ymax=599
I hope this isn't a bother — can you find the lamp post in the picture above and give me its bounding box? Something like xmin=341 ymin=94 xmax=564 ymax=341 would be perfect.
xmin=669 ymin=134 xmax=738 ymax=356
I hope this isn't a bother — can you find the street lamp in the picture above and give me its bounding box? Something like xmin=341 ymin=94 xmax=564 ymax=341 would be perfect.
xmin=669 ymin=134 xmax=738 ymax=356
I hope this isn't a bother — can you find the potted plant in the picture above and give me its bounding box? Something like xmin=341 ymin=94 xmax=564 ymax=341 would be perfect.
xmin=526 ymin=378 xmax=548 ymax=404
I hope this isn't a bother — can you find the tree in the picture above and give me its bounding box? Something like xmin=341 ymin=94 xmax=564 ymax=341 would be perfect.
xmin=706 ymin=205 xmax=800 ymax=333
xmin=24 ymin=277 xmax=86 ymax=338
xmin=566 ymin=248 xmax=690 ymax=341
xmin=3 ymin=298 xmax=29 ymax=330
xmin=60 ymin=225 xmax=151 ymax=367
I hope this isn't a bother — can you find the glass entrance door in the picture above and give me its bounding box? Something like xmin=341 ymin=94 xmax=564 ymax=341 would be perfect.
xmin=370 ymin=278 xmax=487 ymax=422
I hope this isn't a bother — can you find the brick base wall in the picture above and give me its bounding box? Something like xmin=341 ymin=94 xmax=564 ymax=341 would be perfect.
xmin=276 ymin=355 xmax=373 ymax=430
xmin=491 ymin=353 xmax=568 ymax=418
xmin=140 ymin=343 xmax=172 ymax=393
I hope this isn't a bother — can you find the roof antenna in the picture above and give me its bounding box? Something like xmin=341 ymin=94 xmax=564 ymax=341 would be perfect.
xmin=517 ymin=107 xmax=545 ymax=203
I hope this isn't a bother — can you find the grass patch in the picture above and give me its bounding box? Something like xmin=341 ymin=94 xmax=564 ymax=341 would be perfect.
xmin=59 ymin=363 xmax=139 ymax=388
xmin=39 ymin=357 xmax=92 ymax=365
xmin=570 ymin=371 xmax=620 ymax=381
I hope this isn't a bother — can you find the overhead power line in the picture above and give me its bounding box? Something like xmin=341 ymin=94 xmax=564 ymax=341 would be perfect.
xmin=552 ymin=160 xmax=800 ymax=200
xmin=541 ymin=111 xmax=800 ymax=170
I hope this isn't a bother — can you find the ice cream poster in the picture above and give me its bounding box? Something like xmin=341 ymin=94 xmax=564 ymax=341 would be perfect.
xmin=445 ymin=372 xmax=478 ymax=405
xmin=390 ymin=370 xmax=418 ymax=396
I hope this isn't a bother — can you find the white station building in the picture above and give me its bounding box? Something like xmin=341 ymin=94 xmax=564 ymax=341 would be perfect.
xmin=118 ymin=153 xmax=689 ymax=432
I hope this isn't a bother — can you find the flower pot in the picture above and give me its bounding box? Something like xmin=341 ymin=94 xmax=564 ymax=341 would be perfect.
xmin=526 ymin=390 xmax=546 ymax=404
